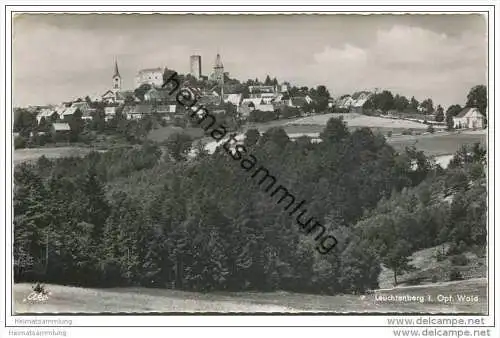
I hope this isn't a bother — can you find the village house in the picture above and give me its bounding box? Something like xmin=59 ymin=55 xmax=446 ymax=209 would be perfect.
xmin=122 ymin=105 xmax=135 ymax=120
xmin=123 ymin=91 xmax=138 ymax=104
xmin=71 ymin=101 xmax=90 ymax=114
xmin=104 ymin=107 xmax=117 ymax=121
xmin=51 ymin=122 xmax=71 ymax=140
xmin=144 ymin=87 xmax=160 ymax=102
xmin=30 ymin=131 xmax=47 ymax=137
xmin=198 ymin=94 xmax=221 ymax=106
xmin=239 ymin=97 xmax=278 ymax=117
xmin=239 ymin=101 xmax=257 ymax=118
xmin=261 ymin=96 xmax=276 ymax=104
xmin=242 ymin=98 xmax=263 ymax=106
xmin=241 ymin=98 xmax=264 ymax=114
xmin=249 ymin=84 xmax=288 ymax=94
xmin=335 ymin=95 xmax=354 ymax=109
xmin=328 ymin=98 xmax=334 ymax=108
xmin=36 ymin=108 xmax=58 ymax=125
xmin=123 ymin=104 xmax=153 ymax=120
xmin=256 ymin=103 xmax=276 ymax=112
xmin=248 ymin=86 xmax=279 ymax=104
xmin=272 ymin=93 xmax=285 ymax=104
xmin=155 ymin=104 xmax=177 ymax=121
xmin=54 ymin=105 xmax=68 ymax=119
xmin=25 ymin=106 xmax=39 ymax=114
xmin=350 ymin=94 xmax=371 ymax=113
xmin=52 ymin=122 xmax=71 ymax=132
xmin=333 ymin=91 xmax=372 ymax=112
xmin=60 ymin=106 xmax=81 ymax=121
xmin=102 ymin=89 xmax=136 ymax=104
xmin=222 ymin=93 xmax=242 ymax=107
xmin=102 ymin=90 xmax=118 ymax=104
xmin=453 ymin=107 xmax=485 ymax=129
xmin=248 ymin=85 xmax=275 ymax=94
xmin=288 ymin=96 xmax=309 ymax=109
xmin=351 ymin=91 xmax=372 ymax=109
xmin=71 ymin=101 xmax=94 ymax=121
xmin=90 ymin=95 xmax=102 ymax=103
xmin=276 ymin=83 xmax=288 ymax=93
xmin=144 ymin=87 xmax=168 ymax=102
xmin=251 ymin=91 xmax=276 ymax=100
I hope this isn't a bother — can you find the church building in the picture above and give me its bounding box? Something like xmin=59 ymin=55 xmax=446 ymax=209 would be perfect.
xmin=102 ymin=59 xmax=134 ymax=104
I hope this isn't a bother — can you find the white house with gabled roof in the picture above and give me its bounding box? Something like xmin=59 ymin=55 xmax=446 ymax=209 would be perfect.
xmin=452 ymin=107 xmax=485 ymax=129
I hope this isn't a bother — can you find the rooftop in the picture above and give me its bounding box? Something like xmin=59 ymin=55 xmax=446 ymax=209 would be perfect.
xmin=138 ymin=68 xmax=163 ymax=73
xmin=53 ymin=123 xmax=71 ymax=131
xmin=456 ymin=107 xmax=481 ymax=118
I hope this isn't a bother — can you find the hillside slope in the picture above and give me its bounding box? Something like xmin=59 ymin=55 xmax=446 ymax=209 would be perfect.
xmin=378 ymin=244 xmax=487 ymax=289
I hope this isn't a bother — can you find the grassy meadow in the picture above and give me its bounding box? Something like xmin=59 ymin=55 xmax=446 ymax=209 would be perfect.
xmin=13 ymin=277 xmax=486 ymax=314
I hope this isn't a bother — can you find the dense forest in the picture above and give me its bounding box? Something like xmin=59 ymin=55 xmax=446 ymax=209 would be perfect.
xmin=13 ymin=118 xmax=487 ymax=294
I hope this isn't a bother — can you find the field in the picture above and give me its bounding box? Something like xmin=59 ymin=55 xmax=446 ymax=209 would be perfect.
xmin=289 ymin=113 xmax=431 ymax=130
xmin=244 ymin=115 xmax=422 ymax=136
xmin=13 ymin=277 xmax=486 ymax=314
xmin=254 ymin=113 xmax=486 ymax=157
xmin=243 ymin=113 xmax=486 ymax=158
xmin=244 ymin=114 xmax=487 ymax=158
xmin=12 ymin=126 xmax=206 ymax=165
xmin=13 ymin=147 xmax=96 ymax=165
xmin=387 ymin=131 xmax=487 ymax=156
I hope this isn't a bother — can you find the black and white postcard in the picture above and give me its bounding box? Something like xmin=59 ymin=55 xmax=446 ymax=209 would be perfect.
xmin=2 ymin=4 xmax=497 ymax=337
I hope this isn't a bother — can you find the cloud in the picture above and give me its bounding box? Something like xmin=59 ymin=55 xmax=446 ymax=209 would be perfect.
xmin=302 ymin=24 xmax=486 ymax=107
xmin=12 ymin=15 xmax=487 ymax=108
xmin=313 ymin=44 xmax=367 ymax=65
xmin=374 ymin=25 xmax=447 ymax=65
xmin=374 ymin=25 xmax=485 ymax=70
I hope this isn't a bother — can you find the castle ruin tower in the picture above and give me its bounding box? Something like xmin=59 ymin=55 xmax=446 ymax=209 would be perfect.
xmin=112 ymin=59 xmax=122 ymax=93
xmin=190 ymin=55 xmax=202 ymax=80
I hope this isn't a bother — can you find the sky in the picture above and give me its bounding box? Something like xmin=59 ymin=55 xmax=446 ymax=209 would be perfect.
xmin=12 ymin=13 xmax=487 ymax=108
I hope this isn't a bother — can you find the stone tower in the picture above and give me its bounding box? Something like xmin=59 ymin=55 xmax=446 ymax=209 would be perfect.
xmin=190 ymin=55 xmax=202 ymax=80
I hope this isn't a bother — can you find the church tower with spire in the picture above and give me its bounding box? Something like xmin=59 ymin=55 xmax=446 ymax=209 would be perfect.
xmin=212 ymin=53 xmax=224 ymax=85
xmin=112 ymin=59 xmax=122 ymax=94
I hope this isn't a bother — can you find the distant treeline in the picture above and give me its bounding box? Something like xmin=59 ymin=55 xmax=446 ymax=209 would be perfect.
xmin=13 ymin=118 xmax=487 ymax=294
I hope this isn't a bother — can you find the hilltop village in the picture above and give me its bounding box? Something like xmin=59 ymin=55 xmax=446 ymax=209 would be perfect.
xmin=13 ymin=52 xmax=486 ymax=148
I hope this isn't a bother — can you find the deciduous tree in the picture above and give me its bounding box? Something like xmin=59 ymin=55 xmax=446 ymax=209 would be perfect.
xmin=466 ymin=85 xmax=487 ymax=116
